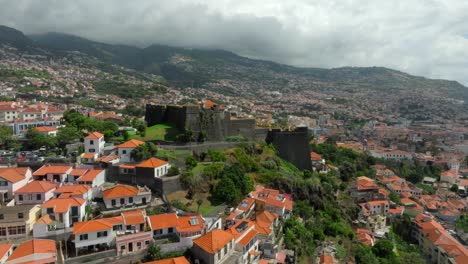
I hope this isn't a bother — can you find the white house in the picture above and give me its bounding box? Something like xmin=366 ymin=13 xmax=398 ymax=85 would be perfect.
xmin=32 ymin=164 xmax=73 ymax=183
xmin=14 ymin=181 xmax=56 ymax=205
xmin=136 ymin=157 xmax=171 ymax=178
xmin=76 ymin=169 xmax=106 ymax=187
xmin=102 ymin=185 xmax=151 ymax=209
xmin=84 ymin=132 xmax=105 ymax=155
xmin=0 ymin=167 xmax=32 ymax=202
xmin=34 ymin=126 xmax=58 ymax=136
xmin=113 ymin=139 xmax=145 ymax=163
xmin=5 ymin=239 xmax=57 ymax=264
xmin=40 ymin=197 xmax=86 ymax=228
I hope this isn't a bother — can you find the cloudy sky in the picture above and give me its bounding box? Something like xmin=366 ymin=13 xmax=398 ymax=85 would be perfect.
xmin=1 ymin=0 xmax=468 ymax=85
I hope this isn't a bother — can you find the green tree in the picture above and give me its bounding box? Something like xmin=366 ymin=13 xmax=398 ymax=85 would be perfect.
xmin=207 ymin=149 xmax=226 ymax=162
xmin=185 ymin=156 xmax=198 ymax=169
xmin=196 ymin=199 xmax=203 ymax=213
xmin=0 ymin=125 xmax=14 ymax=146
xmin=450 ymin=184 xmax=459 ymax=193
xmin=197 ymin=131 xmax=207 ymax=143
xmin=56 ymin=126 xmax=81 ymax=146
xmin=123 ymin=131 xmax=130 ymax=141
xmin=143 ymin=243 xmax=163 ymax=262
xmin=167 ymin=166 xmax=180 ymax=176
xmin=372 ymin=239 xmax=395 ymax=259
xmin=130 ymin=142 xmax=158 ymax=162
xmin=25 ymin=128 xmax=56 ymax=150
xmin=389 ymin=191 xmax=401 ymax=205
xmin=210 ymin=176 xmax=240 ymax=205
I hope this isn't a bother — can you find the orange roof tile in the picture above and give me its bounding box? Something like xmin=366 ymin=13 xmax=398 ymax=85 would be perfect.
xmin=319 ymin=255 xmax=335 ymax=264
xmin=85 ymin=132 xmax=104 ymax=139
xmin=0 ymin=167 xmax=30 ymax=183
xmin=176 ymin=214 xmax=204 ymax=233
xmin=81 ymin=153 xmax=96 ymax=159
xmin=102 ymin=184 xmax=139 ymax=199
xmin=238 ymin=198 xmax=255 ymax=212
xmin=77 ymin=169 xmax=103 ymax=182
xmin=37 ymin=214 xmax=55 ymax=225
xmin=204 ymin=100 xmax=217 ymax=108
xmin=137 ymin=157 xmax=168 ymax=168
xmin=310 ymin=152 xmax=322 ymax=161
xmin=119 ymin=164 xmax=136 ymax=169
xmin=34 ymin=126 xmax=57 ymax=132
xmin=193 ymin=229 xmax=233 ymax=254
xmin=33 ymin=164 xmax=72 ymax=176
xmin=255 ymin=211 xmax=278 ymax=235
xmin=69 ymin=169 xmax=88 ymax=176
xmin=122 ymin=210 xmax=146 ymax=225
xmin=16 ymin=181 xmax=56 ymax=193
xmin=115 ymin=139 xmax=145 ymax=149
xmin=97 ymin=155 xmax=120 ymax=163
xmin=356 ymin=176 xmax=378 ymax=191
xmin=7 ymin=239 xmax=56 ymax=262
xmin=143 ymin=257 xmax=190 ymax=264
xmin=54 ymin=185 xmax=91 ymax=196
xmin=148 ymin=213 xmax=179 ymax=230
xmin=41 ymin=197 xmax=85 ymax=213
xmin=238 ymin=229 xmax=257 ymax=246
xmin=0 ymin=244 xmax=13 ymax=259
xmin=73 ymin=219 xmax=113 ymax=235
xmin=228 ymin=220 xmax=255 ymax=239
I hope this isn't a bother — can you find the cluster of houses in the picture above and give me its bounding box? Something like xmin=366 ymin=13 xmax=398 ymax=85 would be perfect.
xmin=348 ymin=165 xmax=468 ymax=263
xmin=0 ymin=102 xmax=64 ymax=136
xmin=0 ymin=130 xmax=177 ymax=262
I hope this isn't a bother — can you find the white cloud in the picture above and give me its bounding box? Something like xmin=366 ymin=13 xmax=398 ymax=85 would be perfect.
xmin=1 ymin=0 xmax=468 ymax=85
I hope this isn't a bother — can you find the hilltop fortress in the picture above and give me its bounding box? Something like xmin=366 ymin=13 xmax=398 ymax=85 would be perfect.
xmin=145 ymin=101 xmax=257 ymax=141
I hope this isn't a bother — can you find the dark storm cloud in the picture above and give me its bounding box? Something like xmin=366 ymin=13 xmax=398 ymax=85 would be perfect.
xmin=1 ymin=0 xmax=468 ymax=84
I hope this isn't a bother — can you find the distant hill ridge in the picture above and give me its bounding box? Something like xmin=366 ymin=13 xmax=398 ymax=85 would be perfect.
xmin=0 ymin=25 xmax=467 ymax=104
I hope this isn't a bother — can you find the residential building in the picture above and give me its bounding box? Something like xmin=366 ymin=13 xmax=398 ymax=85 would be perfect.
xmin=117 ymin=157 xmax=170 ymax=186
xmin=249 ymin=186 xmax=293 ymax=218
xmin=102 ymin=184 xmax=151 ymax=209
xmin=412 ymin=214 xmax=468 ymax=264
xmin=41 ymin=197 xmax=86 ymax=228
xmin=0 ymin=244 xmax=13 ymax=264
xmin=143 ymin=257 xmax=190 ymax=264
xmin=0 ymin=205 xmax=41 ymax=240
xmin=228 ymin=220 xmax=260 ymax=264
xmin=84 ymin=132 xmax=105 ymax=155
xmin=349 ymin=176 xmax=386 ymax=202
xmin=14 ymin=181 xmax=56 ymax=205
xmin=32 ymin=164 xmax=73 ymax=183
xmin=54 ymin=184 xmax=92 ymax=200
xmin=6 ymin=239 xmax=57 ymax=264
xmin=113 ymin=139 xmax=145 ymax=162
xmin=34 ymin=126 xmax=57 ymax=136
xmin=192 ymin=229 xmax=239 ymax=264
xmin=73 ymin=210 xmax=152 ymax=256
xmin=75 ymin=169 xmax=105 ymax=187
xmin=148 ymin=213 xmax=205 ymax=241
xmin=0 ymin=167 xmax=32 ymax=202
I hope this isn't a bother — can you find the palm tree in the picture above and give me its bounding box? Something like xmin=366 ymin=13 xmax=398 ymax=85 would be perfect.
xmin=196 ymin=199 xmax=203 ymax=213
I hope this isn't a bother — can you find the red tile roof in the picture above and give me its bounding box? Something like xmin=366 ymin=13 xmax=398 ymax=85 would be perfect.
xmin=137 ymin=157 xmax=168 ymax=168
xmin=16 ymin=180 xmax=56 ymax=193
xmin=148 ymin=213 xmax=204 ymax=233
xmin=115 ymin=139 xmax=145 ymax=149
xmin=193 ymin=229 xmax=233 ymax=254
xmin=310 ymin=152 xmax=322 ymax=161
xmin=33 ymin=164 xmax=72 ymax=176
xmin=77 ymin=169 xmax=103 ymax=182
xmin=73 ymin=219 xmax=113 ymax=235
xmin=238 ymin=229 xmax=257 ymax=246
xmin=34 ymin=126 xmax=57 ymax=132
xmin=7 ymin=239 xmax=56 ymax=262
xmin=102 ymin=184 xmax=141 ymax=199
xmin=81 ymin=153 xmax=96 ymax=159
xmin=69 ymin=169 xmax=88 ymax=176
xmin=54 ymin=185 xmax=91 ymax=196
xmin=0 ymin=167 xmax=30 ymax=183
xmin=144 ymin=257 xmax=190 ymax=264
xmin=85 ymin=132 xmax=104 ymax=139
xmin=41 ymin=197 xmax=85 ymax=213
xmin=122 ymin=210 xmax=146 ymax=225
xmin=0 ymin=244 xmax=13 ymax=259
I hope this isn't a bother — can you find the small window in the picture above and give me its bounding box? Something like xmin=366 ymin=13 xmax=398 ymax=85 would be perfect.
xmin=111 ymin=200 xmax=116 ymax=206
xmin=18 ymin=195 xmax=23 ymax=201
xmin=121 ymin=245 xmax=125 ymax=250
xmin=46 ymin=208 xmax=54 ymax=214
xmin=90 ymin=140 xmax=94 ymax=145
xmin=36 ymin=194 xmax=42 ymax=200
xmin=80 ymin=234 xmax=88 ymax=240
xmin=0 ymin=214 xmax=3 ymax=220
xmin=18 ymin=213 xmax=24 ymax=219
xmin=145 ymin=240 xmax=150 ymax=245
xmin=122 ymin=150 xmax=127 ymax=154
xmin=137 ymin=242 xmax=141 ymax=247
xmin=120 ymin=198 xmax=125 ymax=205
xmin=129 ymin=197 xmax=133 ymax=203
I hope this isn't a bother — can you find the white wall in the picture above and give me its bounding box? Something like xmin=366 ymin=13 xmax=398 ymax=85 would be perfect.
xmin=104 ymin=193 xmax=151 ymax=209
xmin=15 ymin=189 xmax=55 ymax=205
xmin=118 ymin=148 xmax=135 ymax=163
xmin=74 ymin=229 xmax=115 ymax=249
xmin=85 ymin=137 xmax=105 ymax=154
